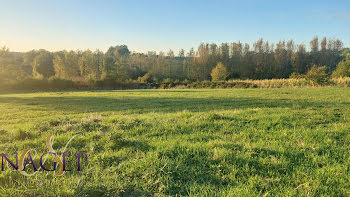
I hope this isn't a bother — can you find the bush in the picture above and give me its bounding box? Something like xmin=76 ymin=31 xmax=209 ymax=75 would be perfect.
xmin=138 ymin=73 xmax=153 ymax=83
xmin=184 ymin=81 xmax=256 ymax=89
xmin=211 ymin=62 xmax=228 ymax=81
xmin=332 ymin=59 xmax=350 ymax=78
xmin=289 ymin=72 xmax=305 ymax=79
xmin=9 ymin=78 xmax=76 ymax=90
xmin=160 ymin=78 xmax=176 ymax=89
xmin=331 ymin=77 xmax=350 ymax=87
xmin=93 ymin=78 xmax=117 ymax=88
xmin=93 ymin=79 xmax=147 ymax=89
xmin=12 ymin=78 xmax=49 ymax=90
xmin=182 ymin=79 xmax=191 ymax=85
xmin=48 ymin=77 xmax=76 ymax=89
xmin=306 ymin=65 xmax=330 ymax=85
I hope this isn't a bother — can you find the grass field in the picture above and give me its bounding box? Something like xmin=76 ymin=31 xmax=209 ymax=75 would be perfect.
xmin=0 ymin=88 xmax=349 ymax=196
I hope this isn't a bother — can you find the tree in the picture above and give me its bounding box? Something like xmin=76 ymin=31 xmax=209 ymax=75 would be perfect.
xmin=102 ymin=56 xmax=115 ymax=79
xmin=32 ymin=50 xmax=54 ymax=78
xmin=22 ymin=50 xmax=40 ymax=76
xmin=310 ymin=36 xmax=319 ymax=66
xmin=327 ymin=39 xmax=343 ymax=70
xmin=274 ymin=40 xmax=288 ymax=78
xmin=113 ymin=57 xmax=131 ymax=81
xmin=220 ymin=43 xmax=230 ymax=68
xmin=0 ymin=46 xmax=33 ymax=84
xmin=178 ymin=49 xmax=185 ymax=59
xmin=332 ymin=60 xmax=350 ymax=78
xmin=138 ymin=72 xmax=153 ymax=83
xmin=240 ymin=43 xmax=255 ymax=79
xmin=252 ymin=39 xmax=275 ymax=79
xmin=211 ymin=62 xmax=228 ymax=81
xmin=78 ymin=50 xmax=102 ymax=80
xmin=192 ymin=43 xmax=212 ymax=80
xmin=341 ymin=48 xmax=350 ymax=60
xmin=306 ymin=65 xmax=330 ymax=85
xmin=0 ymin=37 xmax=346 ymax=85
xmin=291 ymin=44 xmax=307 ymax=74
xmin=332 ymin=49 xmax=350 ymax=78
xmin=53 ymin=51 xmax=79 ymax=80
xmin=106 ymin=45 xmax=130 ymax=57
xmin=229 ymin=42 xmax=243 ymax=77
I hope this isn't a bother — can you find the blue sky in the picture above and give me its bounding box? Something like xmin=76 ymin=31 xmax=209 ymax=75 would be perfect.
xmin=0 ymin=0 xmax=349 ymax=53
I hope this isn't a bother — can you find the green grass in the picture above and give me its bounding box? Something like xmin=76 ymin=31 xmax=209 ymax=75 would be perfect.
xmin=0 ymin=88 xmax=349 ymax=196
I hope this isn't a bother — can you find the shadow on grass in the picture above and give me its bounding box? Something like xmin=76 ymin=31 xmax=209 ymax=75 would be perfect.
xmin=0 ymin=95 xmax=345 ymax=114
xmin=111 ymin=133 xmax=151 ymax=152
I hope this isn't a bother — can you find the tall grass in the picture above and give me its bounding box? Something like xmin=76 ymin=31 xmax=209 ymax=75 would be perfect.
xmin=331 ymin=77 xmax=350 ymax=87
xmin=234 ymin=78 xmax=316 ymax=88
xmin=186 ymin=77 xmax=350 ymax=89
xmin=1 ymin=77 xmax=350 ymax=92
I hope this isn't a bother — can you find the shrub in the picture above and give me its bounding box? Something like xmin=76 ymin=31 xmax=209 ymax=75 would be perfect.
xmin=48 ymin=77 xmax=75 ymax=89
xmin=331 ymin=77 xmax=350 ymax=87
xmin=139 ymin=73 xmax=153 ymax=83
xmin=182 ymin=79 xmax=191 ymax=85
xmin=332 ymin=59 xmax=350 ymax=78
xmin=93 ymin=78 xmax=117 ymax=88
xmin=306 ymin=65 xmax=330 ymax=85
xmin=160 ymin=78 xmax=175 ymax=89
xmin=184 ymin=81 xmax=256 ymax=89
xmin=87 ymin=74 xmax=96 ymax=86
xmin=33 ymin=73 xmax=45 ymax=80
xmin=289 ymin=72 xmax=305 ymax=79
xmin=211 ymin=62 xmax=228 ymax=81
xmin=12 ymin=78 xmax=49 ymax=90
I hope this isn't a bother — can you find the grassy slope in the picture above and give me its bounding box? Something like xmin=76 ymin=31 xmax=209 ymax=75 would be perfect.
xmin=0 ymin=88 xmax=349 ymax=196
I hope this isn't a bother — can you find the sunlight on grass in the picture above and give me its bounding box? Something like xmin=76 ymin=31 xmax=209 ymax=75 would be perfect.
xmin=0 ymin=88 xmax=349 ymax=196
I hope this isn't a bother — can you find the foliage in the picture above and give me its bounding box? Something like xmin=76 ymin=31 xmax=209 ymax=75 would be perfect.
xmin=53 ymin=51 xmax=79 ymax=79
xmin=0 ymin=37 xmax=347 ymax=87
xmin=331 ymin=77 xmax=350 ymax=87
xmin=332 ymin=60 xmax=350 ymax=78
xmin=306 ymin=65 xmax=330 ymax=85
xmin=332 ymin=49 xmax=350 ymax=78
xmin=289 ymin=72 xmax=305 ymax=79
xmin=211 ymin=62 xmax=228 ymax=81
xmin=78 ymin=50 xmax=103 ymax=80
xmin=9 ymin=78 xmax=76 ymax=90
xmin=4 ymin=77 xmax=350 ymax=91
xmin=32 ymin=50 xmax=54 ymax=78
xmin=0 ymin=46 xmax=29 ymax=84
xmin=138 ymin=72 xmax=153 ymax=83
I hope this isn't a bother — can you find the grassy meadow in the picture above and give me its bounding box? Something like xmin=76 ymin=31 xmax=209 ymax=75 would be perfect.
xmin=0 ymin=88 xmax=349 ymax=196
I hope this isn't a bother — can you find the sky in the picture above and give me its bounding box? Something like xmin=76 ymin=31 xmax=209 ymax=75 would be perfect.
xmin=0 ymin=0 xmax=349 ymax=54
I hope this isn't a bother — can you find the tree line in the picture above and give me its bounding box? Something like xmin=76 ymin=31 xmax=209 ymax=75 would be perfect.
xmin=0 ymin=36 xmax=349 ymax=86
